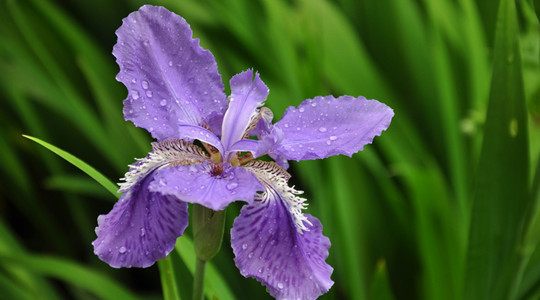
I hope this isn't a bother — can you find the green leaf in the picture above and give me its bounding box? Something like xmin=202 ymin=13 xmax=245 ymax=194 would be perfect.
xmin=0 ymin=253 xmax=140 ymax=300
xmin=23 ymin=135 xmax=119 ymax=198
xmin=158 ymin=256 xmax=182 ymax=300
xmin=464 ymin=0 xmax=530 ymax=299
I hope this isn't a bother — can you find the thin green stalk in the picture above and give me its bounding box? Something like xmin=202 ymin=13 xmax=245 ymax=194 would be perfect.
xmin=192 ymin=258 xmax=207 ymax=300
xmin=158 ymin=256 xmax=181 ymax=300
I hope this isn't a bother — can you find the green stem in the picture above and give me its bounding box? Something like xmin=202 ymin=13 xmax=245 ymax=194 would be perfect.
xmin=192 ymin=258 xmax=207 ymax=300
xmin=158 ymin=256 xmax=181 ymax=300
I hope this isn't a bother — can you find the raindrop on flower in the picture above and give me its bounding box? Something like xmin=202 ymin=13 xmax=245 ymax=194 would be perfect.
xmin=242 ymin=243 xmax=248 ymax=250
xmin=299 ymin=107 xmax=305 ymax=113
xmin=140 ymin=227 xmax=146 ymax=237
xmin=146 ymin=90 xmax=153 ymax=97
xmin=330 ymin=135 xmax=338 ymax=140
xmin=131 ymin=90 xmax=140 ymax=100
xmin=318 ymin=127 xmax=327 ymax=133
xmin=226 ymin=182 xmax=238 ymax=190
xmin=141 ymin=80 xmax=149 ymax=89
xmin=119 ymin=246 xmax=127 ymax=254
xmin=277 ymin=282 xmax=284 ymax=289
xmin=160 ymin=99 xmax=167 ymax=106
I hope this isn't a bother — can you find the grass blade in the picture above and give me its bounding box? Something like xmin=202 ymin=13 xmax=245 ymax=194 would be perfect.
xmin=464 ymin=0 xmax=529 ymax=299
xmin=23 ymin=135 xmax=119 ymax=198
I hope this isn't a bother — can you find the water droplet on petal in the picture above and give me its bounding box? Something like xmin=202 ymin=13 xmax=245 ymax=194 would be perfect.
xmin=248 ymin=252 xmax=254 ymax=258
xmin=140 ymin=227 xmax=146 ymax=236
xmin=312 ymin=102 xmax=317 ymax=107
xmin=330 ymin=135 xmax=338 ymax=140
xmin=168 ymin=60 xmax=173 ymax=67
xmin=146 ymin=90 xmax=153 ymax=97
xmin=131 ymin=78 xmax=137 ymax=84
xmin=242 ymin=243 xmax=248 ymax=250
xmin=160 ymin=99 xmax=167 ymax=106
xmin=284 ymin=123 xmax=289 ymax=128
xmin=326 ymin=140 xmax=332 ymax=145
xmin=141 ymin=80 xmax=149 ymax=89
xmin=131 ymin=90 xmax=140 ymax=100
xmin=258 ymin=268 xmax=263 ymax=273
xmin=299 ymin=107 xmax=305 ymax=113
xmin=277 ymin=282 xmax=284 ymax=289
xmin=199 ymin=185 xmax=205 ymax=190
xmin=226 ymin=182 xmax=238 ymax=190
xmin=119 ymin=246 xmax=127 ymax=254
xmin=318 ymin=127 xmax=327 ymax=133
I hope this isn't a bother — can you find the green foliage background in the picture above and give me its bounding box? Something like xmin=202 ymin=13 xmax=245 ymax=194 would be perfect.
xmin=0 ymin=0 xmax=539 ymax=299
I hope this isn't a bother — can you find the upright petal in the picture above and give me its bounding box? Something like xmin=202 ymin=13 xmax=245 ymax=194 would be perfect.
xmin=231 ymin=161 xmax=333 ymax=299
xmin=149 ymin=161 xmax=264 ymax=211
xmin=272 ymin=95 xmax=394 ymax=161
xmin=93 ymin=172 xmax=189 ymax=268
xmin=221 ymin=70 xmax=269 ymax=155
xmin=115 ymin=5 xmax=227 ymax=140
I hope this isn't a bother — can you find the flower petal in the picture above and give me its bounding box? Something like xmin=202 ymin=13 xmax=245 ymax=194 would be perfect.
xmin=93 ymin=172 xmax=189 ymax=268
xmin=115 ymin=5 xmax=227 ymax=140
xmin=221 ymin=70 xmax=269 ymax=155
xmin=118 ymin=139 xmax=207 ymax=193
xmin=149 ymin=162 xmax=264 ymax=211
xmin=231 ymin=162 xmax=333 ymax=299
xmin=177 ymin=124 xmax=224 ymax=155
xmin=272 ymin=96 xmax=394 ymax=161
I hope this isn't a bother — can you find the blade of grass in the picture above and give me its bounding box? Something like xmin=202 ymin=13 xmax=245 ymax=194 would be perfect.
xmin=158 ymin=256 xmax=181 ymax=300
xmin=464 ymin=0 xmax=530 ymax=299
xmin=23 ymin=135 xmax=119 ymax=198
xmin=0 ymin=253 xmax=140 ymax=300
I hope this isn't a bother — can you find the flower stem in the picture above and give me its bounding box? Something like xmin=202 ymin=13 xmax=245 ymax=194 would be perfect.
xmin=191 ymin=204 xmax=227 ymax=299
xmin=192 ymin=257 xmax=207 ymax=300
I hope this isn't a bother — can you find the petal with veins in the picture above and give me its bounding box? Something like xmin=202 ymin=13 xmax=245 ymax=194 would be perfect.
xmin=149 ymin=161 xmax=264 ymax=211
xmin=273 ymin=95 xmax=394 ymax=161
xmin=93 ymin=171 xmax=189 ymax=268
xmin=116 ymin=5 xmax=227 ymax=140
xmin=118 ymin=139 xmax=207 ymax=194
xmin=231 ymin=162 xmax=333 ymax=300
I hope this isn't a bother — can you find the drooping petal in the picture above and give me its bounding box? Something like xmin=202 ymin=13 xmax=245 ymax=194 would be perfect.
xmin=115 ymin=5 xmax=227 ymax=140
xmin=221 ymin=70 xmax=269 ymax=155
xmin=118 ymin=139 xmax=207 ymax=193
xmin=177 ymin=124 xmax=224 ymax=156
xmin=231 ymin=161 xmax=333 ymax=300
xmin=93 ymin=172 xmax=189 ymax=268
xmin=272 ymin=95 xmax=394 ymax=161
xmin=149 ymin=161 xmax=264 ymax=211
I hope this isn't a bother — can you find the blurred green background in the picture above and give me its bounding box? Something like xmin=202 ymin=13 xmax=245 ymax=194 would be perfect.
xmin=0 ymin=0 xmax=539 ymax=299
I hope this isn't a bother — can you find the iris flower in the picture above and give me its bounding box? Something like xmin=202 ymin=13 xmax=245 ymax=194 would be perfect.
xmin=92 ymin=5 xmax=393 ymax=300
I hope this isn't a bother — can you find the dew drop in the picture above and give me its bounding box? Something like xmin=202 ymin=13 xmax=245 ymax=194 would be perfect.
xmin=168 ymin=60 xmax=173 ymax=66
xmin=226 ymin=182 xmax=238 ymax=190
xmin=242 ymin=243 xmax=248 ymax=250
xmin=330 ymin=135 xmax=338 ymax=140
xmin=160 ymin=99 xmax=167 ymax=106
xmin=248 ymin=252 xmax=254 ymax=258
xmin=141 ymin=80 xmax=149 ymax=89
xmin=326 ymin=140 xmax=332 ymax=145
xmin=318 ymin=127 xmax=327 ymax=133
xmin=131 ymin=90 xmax=140 ymax=100
xmin=312 ymin=102 xmax=317 ymax=107
xmin=284 ymin=123 xmax=289 ymax=128
xmin=258 ymin=268 xmax=263 ymax=273
xmin=140 ymin=227 xmax=146 ymax=237
xmin=119 ymin=246 xmax=127 ymax=254
xmin=277 ymin=282 xmax=284 ymax=289
xmin=146 ymin=90 xmax=153 ymax=97
xmin=199 ymin=185 xmax=205 ymax=190
xmin=299 ymin=107 xmax=305 ymax=113
xmin=131 ymin=78 xmax=137 ymax=84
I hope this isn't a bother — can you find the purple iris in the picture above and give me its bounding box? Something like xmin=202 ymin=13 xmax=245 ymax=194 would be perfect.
xmin=92 ymin=5 xmax=393 ymax=300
